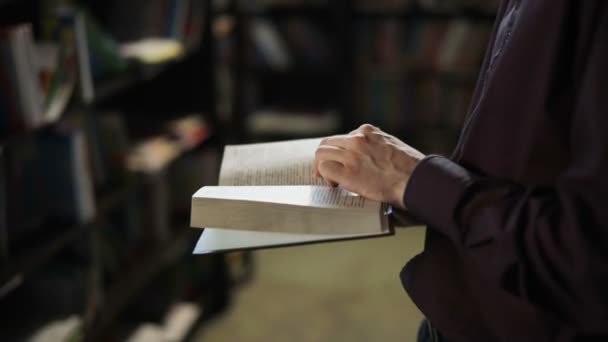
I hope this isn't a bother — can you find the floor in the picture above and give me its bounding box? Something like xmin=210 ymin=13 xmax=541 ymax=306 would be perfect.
xmin=195 ymin=227 xmax=426 ymax=342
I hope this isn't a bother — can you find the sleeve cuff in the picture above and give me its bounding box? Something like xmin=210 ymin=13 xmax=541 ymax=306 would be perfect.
xmin=403 ymin=155 xmax=477 ymax=242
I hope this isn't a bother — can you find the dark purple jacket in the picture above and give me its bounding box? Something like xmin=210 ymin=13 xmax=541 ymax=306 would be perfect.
xmin=402 ymin=1 xmax=608 ymax=340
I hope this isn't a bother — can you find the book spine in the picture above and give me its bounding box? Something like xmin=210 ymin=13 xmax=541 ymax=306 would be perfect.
xmin=71 ymin=129 xmax=97 ymax=224
xmin=170 ymin=0 xmax=189 ymax=41
xmin=21 ymin=25 xmax=44 ymax=128
xmin=252 ymin=19 xmax=291 ymax=70
xmin=0 ymin=146 xmax=8 ymax=263
xmin=74 ymin=12 xmax=95 ymax=104
xmin=9 ymin=25 xmax=44 ymax=129
xmin=143 ymin=171 xmax=170 ymax=242
xmin=184 ymin=0 xmax=201 ymax=49
xmin=0 ymin=63 xmax=8 ymax=135
xmin=165 ymin=0 xmax=179 ymax=38
xmin=32 ymin=126 xmax=95 ymax=224
xmin=0 ymin=29 xmax=26 ymax=132
xmin=83 ymin=111 xmax=107 ymax=187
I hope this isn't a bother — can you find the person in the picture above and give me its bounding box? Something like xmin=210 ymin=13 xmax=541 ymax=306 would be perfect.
xmin=314 ymin=1 xmax=608 ymax=340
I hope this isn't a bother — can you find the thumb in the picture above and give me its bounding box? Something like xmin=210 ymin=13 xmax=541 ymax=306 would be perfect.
xmin=318 ymin=160 xmax=345 ymax=187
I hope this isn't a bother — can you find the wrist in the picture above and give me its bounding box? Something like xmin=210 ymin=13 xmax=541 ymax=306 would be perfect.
xmin=395 ymin=155 xmax=424 ymax=209
xmin=391 ymin=176 xmax=409 ymax=209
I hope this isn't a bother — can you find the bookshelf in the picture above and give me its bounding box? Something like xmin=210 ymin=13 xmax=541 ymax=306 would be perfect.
xmin=87 ymin=228 xmax=196 ymax=341
xmin=0 ymin=0 xmax=499 ymax=339
xmin=0 ymin=0 xmax=238 ymax=341
xmin=214 ymin=0 xmax=498 ymax=155
xmin=0 ymin=181 xmax=135 ymax=300
xmin=212 ymin=0 xmax=349 ymax=142
xmin=351 ymin=1 xmax=497 ymax=154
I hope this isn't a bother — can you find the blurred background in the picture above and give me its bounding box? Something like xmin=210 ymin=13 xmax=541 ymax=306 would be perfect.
xmin=0 ymin=0 xmax=498 ymax=340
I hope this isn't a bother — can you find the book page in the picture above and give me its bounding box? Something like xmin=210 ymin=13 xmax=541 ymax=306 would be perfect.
xmin=194 ymin=186 xmax=378 ymax=211
xmin=193 ymin=227 xmax=392 ymax=254
xmin=191 ymin=186 xmax=384 ymax=235
xmin=219 ymin=138 xmax=325 ymax=186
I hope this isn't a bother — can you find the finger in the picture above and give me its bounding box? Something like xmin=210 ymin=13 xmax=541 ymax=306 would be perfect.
xmin=313 ymin=144 xmax=333 ymax=180
xmin=314 ymin=145 xmax=346 ymax=177
xmin=319 ymin=135 xmax=352 ymax=150
xmin=315 ymin=137 xmax=338 ymax=176
xmin=320 ymin=134 xmax=369 ymax=153
xmin=315 ymin=145 xmax=350 ymax=166
xmin=350 ymin=124 xmax=388 ymax=144
xmin=315 ymin=145 xmax=364 ymax=174
xmin=350 ymin=124 xmax=378 ymax=136
xmin=314 ymin=145 xmax=344 ymax=182
xmin=318 ymin=160 xmax=346 ymax=187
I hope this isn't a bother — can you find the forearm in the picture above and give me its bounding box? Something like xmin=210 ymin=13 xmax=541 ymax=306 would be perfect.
xmin=404 ymin=155 xmax=608 ymax=327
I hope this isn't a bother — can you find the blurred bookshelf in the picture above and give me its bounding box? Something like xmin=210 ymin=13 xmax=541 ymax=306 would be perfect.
xmin=0 ymin=0 xmax=499 ymax=340
xmin=211 ymin=0 xmax=348 ymax=142
xmin=212 ymin=0 xmax=498 ymax=154
xmin=353 ymin=0 xmax=497 ymax=155
xmin=0 ymin=0 xmax=244 ymax=341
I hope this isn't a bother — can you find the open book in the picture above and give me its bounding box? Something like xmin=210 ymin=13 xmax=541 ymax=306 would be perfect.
xmin=190 ymin=138 xmax=394 ymax=254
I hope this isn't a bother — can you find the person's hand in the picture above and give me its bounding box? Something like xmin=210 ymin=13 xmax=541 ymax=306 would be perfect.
xmin=314 ymin=124 xmax=425 ymax=208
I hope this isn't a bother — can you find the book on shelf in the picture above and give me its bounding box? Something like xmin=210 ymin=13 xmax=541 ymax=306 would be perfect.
xmin=0 ymin=17 xmax=82 ymax=136
xmin=280 ymin=18 xmax=333 ymax=67
xmin=437 ymin=19 xmax=471 ymax=70
xmin=36 ymin=123 xmax=97 ymax=225
xmin=86 ymin=111 xmax=131 ymax=186
xmin=251 ymin=19 xmax=292 ymax=70
xmin=46 ymin=8 xmax=98 ymax=104
xmin=249 ymin=17 xmax=335 ymax=69
xmin=165 ymin=0 xmax=205 ymax=49
xmin=140 ymin=169 xmax=172 ymax=242
xmin=0 ymin=24 xmax=45 ymax=133
xmin=420 ymin=20 xmax=449 ymax=68
xmin=353 ymin=71 xmax=417 ymax=135
xmin=0 ymin=146 xmax=7 ymax=262
xmin=106 ymin=0 xmax=205 ymax=50
xmin=47 ymin=3 xmax=203 ymax=105
xmin=72 ymin=10 xmax=96 ymax=104
xmin=166 ymin=0 xmax=190 ymax=40
xmin=1 ymin=117 xmax=96 ymax=245
xmin=353 ymin=17 xmax=492 ymax=135
xmin=356 ymin=19 xmax=492 ymax=71
xmin=80 ymin=10 xmax=129 ymax=81
xmin=190 ymin=138 xmax=399 ymax=254
xmin=35 ymin=41 xmax=77 ymax=125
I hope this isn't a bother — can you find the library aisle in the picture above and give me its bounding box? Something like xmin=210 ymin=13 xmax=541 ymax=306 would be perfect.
xmin=195 ymin=227 xmax=426 ymax=342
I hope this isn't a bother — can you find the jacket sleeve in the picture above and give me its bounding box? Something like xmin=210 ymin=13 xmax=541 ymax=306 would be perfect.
xmin=403 ymin=5 xmax=608 ymax=333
